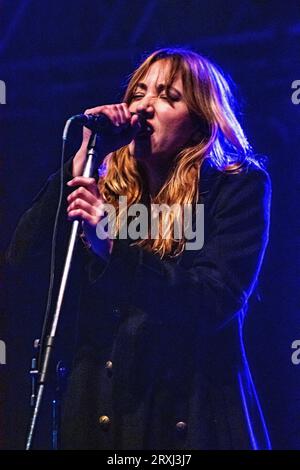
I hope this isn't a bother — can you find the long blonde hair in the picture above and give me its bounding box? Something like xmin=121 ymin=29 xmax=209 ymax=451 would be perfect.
xmin=98 ymin=48 xmax=255 ymax=259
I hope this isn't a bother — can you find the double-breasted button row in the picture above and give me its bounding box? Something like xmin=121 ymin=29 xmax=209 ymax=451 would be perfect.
xmin=98 ymin=417 xmax=187 ymax=433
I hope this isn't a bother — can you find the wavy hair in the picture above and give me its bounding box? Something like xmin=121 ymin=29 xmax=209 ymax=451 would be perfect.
xmin=98 ymin=48 xmax=256 ymax=259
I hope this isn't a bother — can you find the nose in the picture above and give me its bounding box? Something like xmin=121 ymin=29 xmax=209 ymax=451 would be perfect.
xmin=135 ymin=102 xmax=155 ymax=119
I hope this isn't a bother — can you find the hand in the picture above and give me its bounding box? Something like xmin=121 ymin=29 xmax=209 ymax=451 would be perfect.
xmin=66 ymin=176 xmax=113 ymax=261
xmin=72 ymin=103 xmax=141 ymax=177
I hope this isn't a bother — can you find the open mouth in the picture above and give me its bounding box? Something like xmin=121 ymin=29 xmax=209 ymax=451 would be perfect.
xmin=136 ymin=120 xmax=154 ymax=138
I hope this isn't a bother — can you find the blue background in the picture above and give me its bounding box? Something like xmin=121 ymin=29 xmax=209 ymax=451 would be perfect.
xmin=1 ymin=0 xmax=300 ymax=449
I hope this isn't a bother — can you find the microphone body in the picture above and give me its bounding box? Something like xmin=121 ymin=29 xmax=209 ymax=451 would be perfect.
xmin=71 ymin=112 xmax=148 ymax=134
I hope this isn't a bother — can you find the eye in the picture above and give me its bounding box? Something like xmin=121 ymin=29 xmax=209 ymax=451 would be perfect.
xmin=160 ymin=93 xmax=180 ymax=102
xmin=131 ymin=94 xmax=144 ymax=100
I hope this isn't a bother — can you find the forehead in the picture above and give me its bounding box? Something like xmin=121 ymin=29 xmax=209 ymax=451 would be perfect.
xmin=138 ymin=59 xmax=183 ymax=88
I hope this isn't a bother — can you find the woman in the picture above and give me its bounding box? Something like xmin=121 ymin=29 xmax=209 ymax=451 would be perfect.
xmin=7 ymin=48 xmax=272 ymax=449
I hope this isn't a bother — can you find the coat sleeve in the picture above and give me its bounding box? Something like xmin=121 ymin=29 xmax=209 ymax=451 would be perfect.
xmin=86 ymin=164 xmax=272 ymax=332
xmin=6 ymin=161 xmax=71 ymax=267
xmin=5 ymin=159 xmax=103 ymax=272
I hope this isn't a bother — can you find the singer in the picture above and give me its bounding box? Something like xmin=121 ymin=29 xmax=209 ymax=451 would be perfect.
xmin=7 ymin=48 xmax=272 ymax=449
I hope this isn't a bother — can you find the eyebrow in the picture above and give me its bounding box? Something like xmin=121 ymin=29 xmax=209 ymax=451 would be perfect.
xmin=136 ymin=82 xmax=182 ymax=96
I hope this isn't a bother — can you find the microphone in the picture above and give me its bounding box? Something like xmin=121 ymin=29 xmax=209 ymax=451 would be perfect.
xmin=70 ymin=112 xmax=150 ymax=134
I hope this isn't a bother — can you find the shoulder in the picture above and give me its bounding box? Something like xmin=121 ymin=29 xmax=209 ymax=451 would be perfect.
xmin=200 ymin=158 xmax=271 ymax=196
xmin=199 ymin=158 xmax=272 ymax=213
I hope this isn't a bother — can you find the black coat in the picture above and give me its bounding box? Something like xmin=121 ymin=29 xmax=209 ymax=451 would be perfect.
xmin=6 ymin=157 xmax=272 ymax=450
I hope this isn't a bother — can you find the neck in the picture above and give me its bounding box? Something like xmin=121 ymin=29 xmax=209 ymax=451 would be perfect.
xmin=139 ymin=158 xmax=173 ymax=198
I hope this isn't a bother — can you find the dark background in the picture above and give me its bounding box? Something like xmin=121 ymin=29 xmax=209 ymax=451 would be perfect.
xmin=1 ymin=0 xmax=300 ymax=449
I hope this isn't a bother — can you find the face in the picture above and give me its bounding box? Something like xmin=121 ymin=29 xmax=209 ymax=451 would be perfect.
xmin=128 ymin=60 xmax=196 ymax=164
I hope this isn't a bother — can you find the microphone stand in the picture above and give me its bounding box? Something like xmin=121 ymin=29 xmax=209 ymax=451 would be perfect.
xmin=52 ymin=360 xmax=67 ymax=450
xmin=25 ymin=133 xmax=99 ymax=450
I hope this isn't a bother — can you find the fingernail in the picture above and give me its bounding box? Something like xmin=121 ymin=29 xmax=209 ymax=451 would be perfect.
xmin=66 ymin=180 xmax=72 ymax=186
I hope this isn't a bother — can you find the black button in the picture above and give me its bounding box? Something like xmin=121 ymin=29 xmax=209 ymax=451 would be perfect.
xmin=98 ymin=415 xmax=111 ymax=431
xmin=105 ymin=360 xmax=113 ymax=377
xmin=175 ymin=421 xmax=188 ymax=432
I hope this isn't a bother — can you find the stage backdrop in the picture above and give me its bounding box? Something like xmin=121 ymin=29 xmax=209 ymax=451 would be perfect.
xmin=1 ymin=0 xmax=300 ymax=449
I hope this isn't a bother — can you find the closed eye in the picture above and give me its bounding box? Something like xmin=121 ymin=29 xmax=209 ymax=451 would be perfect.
xmin=131 ymin=94 xmax=144 ymax=100
xmin=131 ymin=92 xmax=180 ymax=103
xmin=161 ymin=94 xmax=180 ymax=103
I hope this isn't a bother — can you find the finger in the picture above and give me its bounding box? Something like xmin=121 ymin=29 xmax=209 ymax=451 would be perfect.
xmin=131 ymin=113 xmax=142 ymax=132
xmin=67 ymin=208 xmax=97 ymax=226
xmin=107 ymin=103 xmax=130 ymax=126
xmin=121 ymin=102 xmax=131 ymax=121
xmin=118 ymin=103 xmax=131 ymax=125
xmin=110 ymin=103 xmax=131 ymax=126
xmin=99 ymin=105 xmax=120 ymax=127
xmin=67 ymin=198 xmax=100 ymax=217
xmin=84 ymin=105 xmax=118 ymax=128
xmin=67 ymin=186 xmax=99 ymax=206
xmin=84 ymin=105 xmax=107 ymax=116
xmin=112 ymin=104 xmax=125 ymax=126
xmin=84 ymin=104 xmax=130 ymax=128
xmin=68 ymin=199 xmax=105 ymax=222
xmin=67 ymin=176 xmax=97 ymax=188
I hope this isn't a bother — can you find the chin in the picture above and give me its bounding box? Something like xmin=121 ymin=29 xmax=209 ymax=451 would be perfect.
xmin=130 ymin=141 xmax=153 ymax=159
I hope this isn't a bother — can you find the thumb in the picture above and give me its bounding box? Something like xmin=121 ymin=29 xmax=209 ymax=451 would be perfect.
xmin=130 ymin=114 xmax=143 ymax=134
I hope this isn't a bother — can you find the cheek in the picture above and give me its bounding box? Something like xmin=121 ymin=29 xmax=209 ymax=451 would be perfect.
xmin=160 ymin=115 xmax=194 ymax=145
xmin=158 ymin=106 xmax=192 ymax=131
